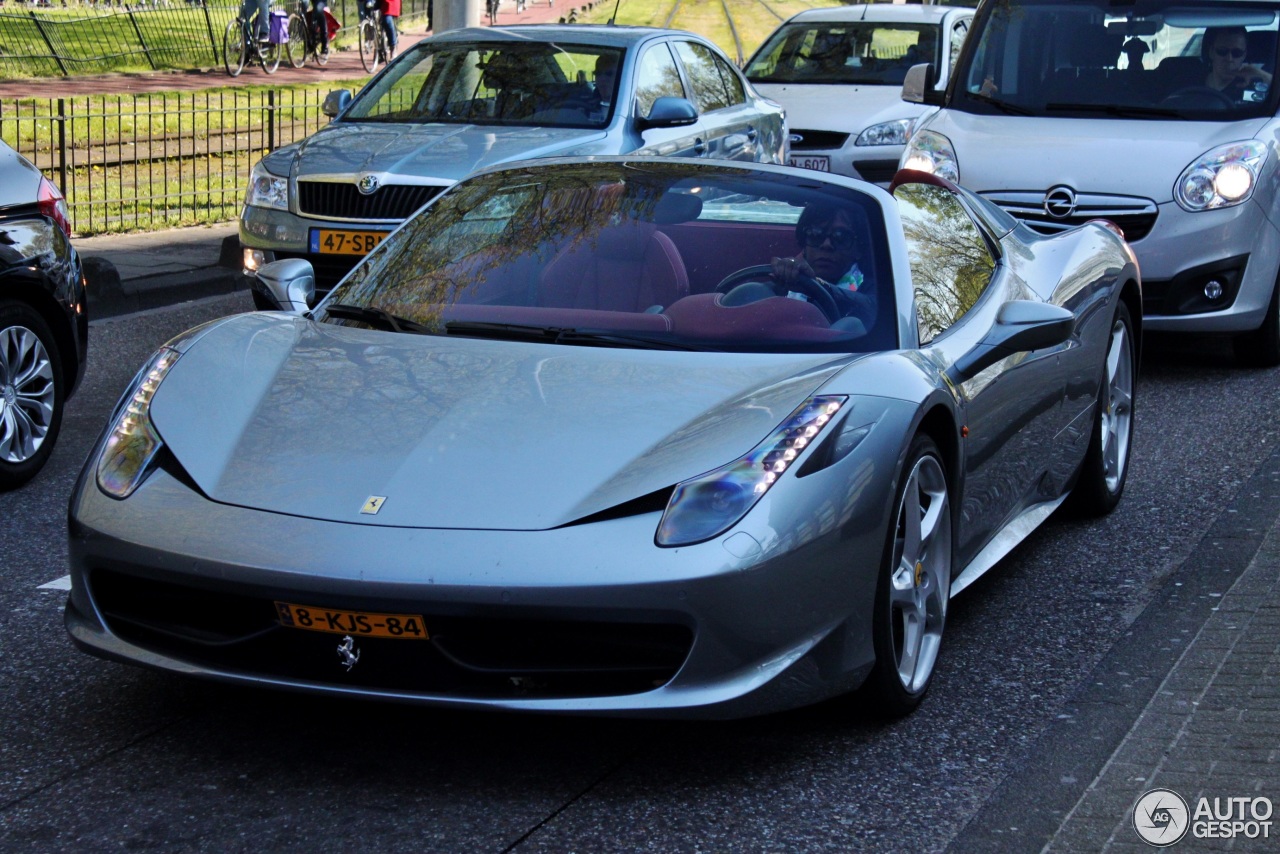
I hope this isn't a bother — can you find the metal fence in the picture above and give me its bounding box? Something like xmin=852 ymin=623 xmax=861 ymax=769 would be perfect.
xmin=0 ymin=0 xmax=432 ymax=77
xmin=1 ymin=90 xmax=331 ymax=234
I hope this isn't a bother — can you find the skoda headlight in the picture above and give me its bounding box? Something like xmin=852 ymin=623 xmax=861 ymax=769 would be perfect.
xmin=900 ymin=129 xmax=959 ymax=183
xmin=1175 ymin=141 xmax=1267 ymax=212
xmin=856 ymin=119 xmax=912 ymax=147
xmin=247 ymin=161 xmax=289 ymax=211
xmin=656 ymin=396 xmax=847 ymax=547
xmin=96 ymin=347 xmax=181 ymax=499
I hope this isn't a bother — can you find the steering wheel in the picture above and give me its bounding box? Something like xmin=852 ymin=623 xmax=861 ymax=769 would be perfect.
xmin=1160 ymin=86 xmax=1236 ymax=110
xmin=714 ymin=264 xmax=842 ymax=324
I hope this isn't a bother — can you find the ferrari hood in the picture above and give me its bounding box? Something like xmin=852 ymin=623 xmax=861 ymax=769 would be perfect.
xmin=292 ymin=121 xmax=609 ymax=184
xmin=926 ymin=111 xmax=1271 ymax=204
xmin=148 ymin=314 xmax=846 ymax=530
xmin=754 ymin=83 xmax=927 ymax=135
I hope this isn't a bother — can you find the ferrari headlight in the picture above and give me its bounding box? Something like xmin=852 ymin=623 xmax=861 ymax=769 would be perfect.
xmin=1175 ymin=141 xmax=1267 ymax=212
xmin=899 ymin=129 xmax=959 ymax=183
xmin=856 ymin=119 xmax=911 ymax=147
xmin=247 ymin=161 xmax=289 ymax=211
xmin=656 ymin=396 xmax=847 ymax=547
xmin=96 ymin=347 xmax=180 ymax=499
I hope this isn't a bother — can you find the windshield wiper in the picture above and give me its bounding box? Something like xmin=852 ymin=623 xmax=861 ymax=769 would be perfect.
xmin=444 ymin=321 xmax=701 ymax=351
xmin=1044 ymin=102 xmax=1183 ymax=119
xmin=324 ymin=303 xmax=433 ymax=334
xmin=966 ymin=92 xmax=1034 ymax=116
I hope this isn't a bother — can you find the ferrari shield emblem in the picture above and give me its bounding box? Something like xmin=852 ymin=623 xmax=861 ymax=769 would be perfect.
xmin=361 ymin=495 xmax=387 ymax=515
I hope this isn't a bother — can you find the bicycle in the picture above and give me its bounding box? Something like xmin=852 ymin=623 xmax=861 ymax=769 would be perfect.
xmin=357 ymin=0 xmax=390 ymax=73
xmin=285 ymin=0 xmax=330 ymax=68
xmin=224 ymin=10 xmax=283 ymax=76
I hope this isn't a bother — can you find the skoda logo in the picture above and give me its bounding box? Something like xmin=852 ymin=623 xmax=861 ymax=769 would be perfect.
xmin=357 ymin=174 xmax=380 ymax=195
xmin=1044 ymin=185 xmax=1078 ymax=219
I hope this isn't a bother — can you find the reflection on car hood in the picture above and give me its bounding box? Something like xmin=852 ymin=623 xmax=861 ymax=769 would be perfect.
xmin=295 ymin=121 xmax=610 ymax=183
xmin=754 ymin=83 xmax=926 ymax=135
xmin=928 ymin=111 xmax=1272 ymax=203
xmin=148 ymin=313 xmax=847 ymax=530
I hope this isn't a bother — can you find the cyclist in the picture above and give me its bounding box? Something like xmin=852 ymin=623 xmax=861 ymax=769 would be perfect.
xmin=380 ymin=0 xmax=399 ymax=57
xmin=311 ymin=0 xmax=330 ymax=58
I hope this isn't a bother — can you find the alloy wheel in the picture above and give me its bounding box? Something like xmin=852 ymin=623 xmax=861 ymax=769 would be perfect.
xmin=1101 ymin=317 xmax=1134 ymax=493
xmin=0 ymin=324 xmax=55 ymax=463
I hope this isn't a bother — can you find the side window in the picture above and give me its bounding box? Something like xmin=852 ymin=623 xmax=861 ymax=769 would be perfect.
xmin=713 ymin=54 xmax=747 ymax=105
xmin=635 ymin=43 xmax=686 ymax=116
xmin=895 ymin=183 xmax=996 ymax=344
xmin=950 ymin=18 xmax=970 ymax=73
xmin=674 ymin=41 xmax=734 ymax=112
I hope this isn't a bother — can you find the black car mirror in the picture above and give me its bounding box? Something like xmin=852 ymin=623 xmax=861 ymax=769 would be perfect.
xmin=902 ymin=63 xmax=942 ymax=106
xmin=637 ymin=97 xmax=699 ymax=131
xmin=948 ymin=300 xmax=1074 ymax=382
xmin=323 ymin=89 xmax=353 ymax=118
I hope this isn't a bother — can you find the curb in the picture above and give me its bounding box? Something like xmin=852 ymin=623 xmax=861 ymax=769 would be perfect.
xmin=83 ymin=234 xmax=251 ymax=319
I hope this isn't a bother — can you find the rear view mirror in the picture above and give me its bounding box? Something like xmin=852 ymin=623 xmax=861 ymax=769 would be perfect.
xmin=902 ymin=63 xmax=943 ymax=107
xmin=637 ymin=97 xmax=699 ymax=130
xmin=948 ymin=300 xmax=1074 ymax=382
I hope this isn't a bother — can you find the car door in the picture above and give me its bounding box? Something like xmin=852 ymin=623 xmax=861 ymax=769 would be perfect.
xmin=629 ymin=41 xmax=707 ymax=159
xmin=896 ymin=181 xmax=1067 ymax=568
xmin=671 ymin=40 xmax=764 ymax=162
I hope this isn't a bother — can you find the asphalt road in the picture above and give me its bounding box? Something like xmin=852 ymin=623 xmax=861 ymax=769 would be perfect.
xmin=1 ymin=295 xmax=1276 ymax=851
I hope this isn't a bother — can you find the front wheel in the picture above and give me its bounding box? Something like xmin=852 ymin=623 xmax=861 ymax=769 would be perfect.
xmin=864 ymin=434 xmax=952 ymax=717
xmin=223 ymin=19 xmax=247 ymax=77
xmin=358 ymin=18 xmax=380 ymax=73
xmin=260 ymin=36 xmax=282 ymax=73
xmin=1068 ymin=302 xmax=1136 ymax=516
xmin=0 ymin=300 xmax=66 ymax=491
xmin=285 ymin=13 xmax=307 ymax=68
xmin=1233 ymin=275 xmax=1280 ymax=367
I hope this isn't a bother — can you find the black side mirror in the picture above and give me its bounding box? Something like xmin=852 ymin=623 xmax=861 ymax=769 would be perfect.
xmin=902 ymin=63 xmax=943 ymax=107
xmin=948 ymin=300 xmax=1074 ymax=382
xmin=637 ymin=96 xmax=699 ymax=130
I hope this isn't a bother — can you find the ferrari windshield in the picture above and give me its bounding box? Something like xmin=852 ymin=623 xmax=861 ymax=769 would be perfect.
xmin=745 ymin=21 xmax=942 ymax=85
xmin=955 ymin=0 xmax=1280 ymax=119
xmin=324 ymin=161 xmax=896 ymax=354
xmin=343 ymin=41 xmax=624 ymax=128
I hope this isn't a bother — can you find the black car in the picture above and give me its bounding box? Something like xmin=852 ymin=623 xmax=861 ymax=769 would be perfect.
xmin=0 ymin=140 xmax=87 ymax=489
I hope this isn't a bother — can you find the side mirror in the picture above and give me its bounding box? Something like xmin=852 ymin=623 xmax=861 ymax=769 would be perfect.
xmin=323 ymin=89 xmax=353 ymax=118
xmin=256 ymin=259 xmax=316 ymax=314
xmin=637 ymin=96 xmax=699 ymax=130
xmin=947 ymin=300 xmax=1074 ymax=382
xmin=902 ymin=63 xmax=943 ymax=106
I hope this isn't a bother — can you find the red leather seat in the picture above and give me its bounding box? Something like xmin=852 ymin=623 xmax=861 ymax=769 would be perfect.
xmin=538 ymin=222 xmax=689 ymax=312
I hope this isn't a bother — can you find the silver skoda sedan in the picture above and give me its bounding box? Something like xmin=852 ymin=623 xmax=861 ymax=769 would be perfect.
xmin=71 ymin=158 xmax=1137 ymax=719
xmin=239 ymin=25 xmax=787 ymax=289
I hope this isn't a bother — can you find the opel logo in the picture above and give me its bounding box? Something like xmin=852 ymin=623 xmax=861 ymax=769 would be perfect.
xmin=1044 ymin=185 xmax=1078 ymax=219
xmin=357 ymin=174 xmax=380 ymax=195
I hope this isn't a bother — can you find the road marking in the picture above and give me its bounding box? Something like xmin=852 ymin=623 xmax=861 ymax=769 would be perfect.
xmin=39 ymin=575 xmax=71 ymax=591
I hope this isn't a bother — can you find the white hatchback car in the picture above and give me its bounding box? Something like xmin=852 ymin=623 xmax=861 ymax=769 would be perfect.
xmin=745 ymin=4 xmax=975 ymax=185
xmin=901 ymin=0 xmax=1280 ymax=365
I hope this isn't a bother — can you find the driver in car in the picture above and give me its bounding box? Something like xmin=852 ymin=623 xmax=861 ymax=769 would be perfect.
xmin=770 ymin=202 xmax=876 ymax=331
xmin=1204 ymin=26 xmax=1273 ymax=99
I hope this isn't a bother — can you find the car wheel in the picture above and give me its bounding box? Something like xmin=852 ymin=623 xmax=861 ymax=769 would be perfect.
xmin=0 ymin=300 xmax=65 ymax=490
xmin=1069 ymin=303 xmax=1135 ymax=516
xmin=866 ymin=433 xmax=951 ymax=717
xmin=1233 ymin=275 xmax=1280 ymax=368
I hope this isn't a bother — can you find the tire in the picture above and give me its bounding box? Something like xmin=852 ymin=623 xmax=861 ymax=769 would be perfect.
xmin=285 ymin=13 xmax=307 ymax=68
xmin=358 ymin=17 xmax=380 ymax=73
xmin=864 ymin=434 xmax=952 ymax=717
xmin=1233 ymin=275 xmax=1280 ymax=368
xmin=0 ymin=301 xmax=66 ymax=491
xmin=1068 ymin=302 xmax=1136 ymax=517
xmin=260 ymin=36 xmax=282 ymax=74
xmin=223 ymin=19 xmax=247 ymax=77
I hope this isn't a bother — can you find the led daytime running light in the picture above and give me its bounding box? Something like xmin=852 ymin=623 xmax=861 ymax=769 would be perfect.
xmin=656 ymin=396 xmax=847 ymax=546
xmin=96 ymin=348 xmax=180 ymax=499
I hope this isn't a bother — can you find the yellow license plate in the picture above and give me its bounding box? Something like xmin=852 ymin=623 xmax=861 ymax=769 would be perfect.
xmin=275 ymin=601 xmax=429 ymax=639
xmin=311 ymin=229 xmax=389 ymax=256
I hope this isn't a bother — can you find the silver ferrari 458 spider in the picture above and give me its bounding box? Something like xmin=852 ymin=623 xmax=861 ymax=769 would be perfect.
xmin=67 ymin=157 xmax=1139 ymax=718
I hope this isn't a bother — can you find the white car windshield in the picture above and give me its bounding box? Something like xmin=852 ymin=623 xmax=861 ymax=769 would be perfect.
xmin=343 ymin=41 xmax=625 ymax=128
xmin=955 ymin=0 xmax=1280 ymax=119
xmin=746 ymin=22 xmax=941 ymax=86
xmin=324 ymin=162 xmax=898 ymax=354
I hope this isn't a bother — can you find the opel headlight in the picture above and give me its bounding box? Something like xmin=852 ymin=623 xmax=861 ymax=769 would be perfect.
xmin=247 ymin=161 xmax=290 ymax=211
xmin=656 ymin=396 xmax=847 ymax=547
xmin=97 ymin=347 xmax=181 ymax=499
xmin=900 ymin=129 xmax=959 ymax=183
xmin=1175 ymin=141 xmax=1267 ymax=212
xmin=856 ymin=119 xmax=912 ymax=147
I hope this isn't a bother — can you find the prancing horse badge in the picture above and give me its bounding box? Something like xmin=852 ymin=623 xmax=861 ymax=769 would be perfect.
xmin=361 ymin=495 xmax=387 ymax=515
